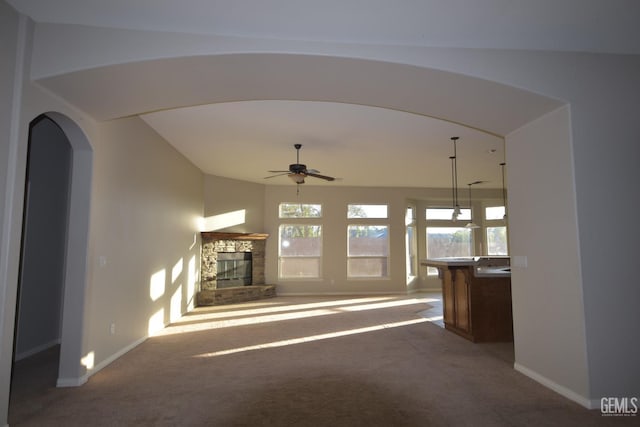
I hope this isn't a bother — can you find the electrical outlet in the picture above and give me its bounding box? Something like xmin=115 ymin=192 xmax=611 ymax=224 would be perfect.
xmin=110 ymin=323 xmax=116 ymax=335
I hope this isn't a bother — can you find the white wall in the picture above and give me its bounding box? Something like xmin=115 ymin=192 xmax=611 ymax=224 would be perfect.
xmin=0 ymin=2 xmax=24 ymax=424
xmin=507 ymin=105 xmax=590 ymax=404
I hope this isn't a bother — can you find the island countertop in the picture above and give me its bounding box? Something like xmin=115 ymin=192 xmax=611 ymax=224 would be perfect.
xmin=421 ymin=256 xmax=510 ymax=277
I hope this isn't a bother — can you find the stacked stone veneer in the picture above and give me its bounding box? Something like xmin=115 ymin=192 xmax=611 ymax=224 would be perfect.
xmin=197 ymin=232 xmax=274 ymax=306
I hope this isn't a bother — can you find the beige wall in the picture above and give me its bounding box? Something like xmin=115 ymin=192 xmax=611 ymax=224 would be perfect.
xmin=203 ymin=174 xmax=265 ymax=233
xmin=0 ymin=12 xmax=205 ymax=411
xmin=85 ymin=116 xmax=203 ymax=377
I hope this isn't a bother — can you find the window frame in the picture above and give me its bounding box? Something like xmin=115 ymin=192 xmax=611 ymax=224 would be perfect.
xmin=405 ymin=205 xmax=417 ymax=284
xmin=425 ymin=206 xmax=474 ymax=276
xmin=277 ymin=220 xmax=323 ymax=280
xmin=278 ymin=202 xmax=322 ymax=218
xmin=483 ymin=204 xmax=509 ymax=256
xmin=346 ymin=203 xmax=390 ymax=280
xmin=346 ymin=223 xmax=390 ymax=279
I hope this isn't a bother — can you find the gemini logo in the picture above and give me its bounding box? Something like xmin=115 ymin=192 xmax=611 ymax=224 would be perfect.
xmin=600 ymin=397 xmax=638 ymax=417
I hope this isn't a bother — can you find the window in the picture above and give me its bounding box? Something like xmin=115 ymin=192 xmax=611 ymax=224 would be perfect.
xmin=485 ymin=206 xmax=505 ymax=220
xmin=348 ymin=204 xmax=388 ymax=219
xmin=405 ymin=206 xmax=417 ymax=283
xmin=485 ymin=206 xmax=508 ymax=255
xmin=279 ymin=203 xmax=322 ymax=218
xmin=347 ymin=225 xmax=389 ymax=278
xmin=426 ymin=207 xmax=471 ymax=221
xmin=279 ymin=224 xmax=322 ymax=278
xmin=425 ymin=207 xmax=473 ymax=275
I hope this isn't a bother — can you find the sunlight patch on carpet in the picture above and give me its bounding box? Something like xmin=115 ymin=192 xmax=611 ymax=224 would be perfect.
xmin=193 ymin=318 xmax=429 ymax=358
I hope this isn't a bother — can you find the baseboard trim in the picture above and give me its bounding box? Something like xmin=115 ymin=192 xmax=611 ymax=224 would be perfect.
xmin=513 ymin=362 xmax=592 ymax=409
xmin=15 ymin=339 xmax=61 ymax=361
xmin=57 ymin=374 xmax=88 ymax=387
xmin=56 ymin=336 xmax=147 ymax=388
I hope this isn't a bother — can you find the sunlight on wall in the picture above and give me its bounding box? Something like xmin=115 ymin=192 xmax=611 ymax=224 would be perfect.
xmin=198 ymin=209 xmax=246 ymax=231
xmin=194 ymin=318 xmax=428 ymax=358
xmin=172 ymin=258 xmax=183 ymax=283
xmin=170 ymin=285 xmax=183 ymax=323
xmin=148 ymin=308 xmax=165 ymax=335
xmin=80 ymin=351 xmax=95 ymax=370
xmin=150 ymin=269 xmax=166 ymax=301
xmin=187 ymin=255 xmax=196 ymax=310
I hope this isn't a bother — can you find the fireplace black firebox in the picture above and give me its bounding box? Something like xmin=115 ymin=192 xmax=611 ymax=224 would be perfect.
xmin=216 ymin=252 xmax=252 ymax=288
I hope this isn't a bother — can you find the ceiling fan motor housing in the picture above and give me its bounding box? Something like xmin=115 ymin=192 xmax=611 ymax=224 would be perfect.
xmin=289 ymin=163 xmax=307 ymax=174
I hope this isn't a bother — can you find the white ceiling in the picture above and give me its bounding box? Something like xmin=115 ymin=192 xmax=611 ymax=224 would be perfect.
xmin=9 ymin=0 xmax=640 ymax=189
xmin=9 ymin=0 xmax=640 ymax=54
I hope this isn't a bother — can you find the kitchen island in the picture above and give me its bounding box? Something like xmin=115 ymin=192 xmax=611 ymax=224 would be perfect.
xmin=421 ymin=257 xmax=513 ymax=342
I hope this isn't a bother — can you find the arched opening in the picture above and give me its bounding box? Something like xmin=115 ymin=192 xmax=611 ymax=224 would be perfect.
xmin=10 ymin=112 xmax=92 ymax=422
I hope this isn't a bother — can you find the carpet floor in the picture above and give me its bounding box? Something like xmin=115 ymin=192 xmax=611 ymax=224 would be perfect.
xmin=8 ymin=293 xmax=634 ymax=426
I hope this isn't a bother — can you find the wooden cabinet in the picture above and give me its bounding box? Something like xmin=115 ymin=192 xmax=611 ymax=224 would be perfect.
xmin=437 ymin=264 xmax=512 ymax=343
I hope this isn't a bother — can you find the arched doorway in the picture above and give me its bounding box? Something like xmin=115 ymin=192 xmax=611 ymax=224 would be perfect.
xmin=10 ymin=112 xmax=92 ymax=422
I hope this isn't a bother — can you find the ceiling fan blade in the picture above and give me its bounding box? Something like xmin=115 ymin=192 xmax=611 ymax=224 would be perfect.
xmin=268 ymin=170 xmax=290 ymax=173
xmin=264 ymin=172 xmax=289 ymax=179
xmin=306 ymin=172 xmax=335 ymax=181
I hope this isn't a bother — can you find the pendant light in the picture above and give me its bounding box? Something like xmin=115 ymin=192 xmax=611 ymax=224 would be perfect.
xmin=465 ymin=181 xmax=481 ymax=229
xmin=450 ymin=137 xmax=461 ymax=221
xmin=500 ymin=162 xmax=508 ymax=220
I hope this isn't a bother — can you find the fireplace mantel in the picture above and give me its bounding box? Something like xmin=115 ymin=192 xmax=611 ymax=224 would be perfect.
xmin=201 ymin=232 xmax=269 ymax=241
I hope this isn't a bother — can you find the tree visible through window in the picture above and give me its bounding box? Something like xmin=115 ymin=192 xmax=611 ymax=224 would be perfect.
xmin=347 ymin=225 xmax=389 ymax=278
xmin=279 ymin=203 xmax=322 ymax=218
xmin=279 ymin=224 xmax=322 ymax=278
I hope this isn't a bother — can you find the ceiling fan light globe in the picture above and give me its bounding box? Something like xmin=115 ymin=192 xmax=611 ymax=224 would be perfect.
xmin=288 ymin=173 xmax=306 ymax=184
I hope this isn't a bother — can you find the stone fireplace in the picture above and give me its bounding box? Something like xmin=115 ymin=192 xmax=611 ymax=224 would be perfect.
xmin=197 ymin=232 xmax=275 ymax=305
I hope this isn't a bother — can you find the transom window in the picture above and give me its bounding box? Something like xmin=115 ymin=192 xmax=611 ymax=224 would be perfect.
xmin=279 ymin=203 xmax=322 ymax=218
xmin=348 ymin=204 xmax=388 ymax=219
xmin=426 ymin=207 xmax=471 ymax=221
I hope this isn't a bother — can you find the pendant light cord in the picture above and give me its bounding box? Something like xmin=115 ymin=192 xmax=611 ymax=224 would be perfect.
xmin=451 ymin=137 xmax=460 ymax=210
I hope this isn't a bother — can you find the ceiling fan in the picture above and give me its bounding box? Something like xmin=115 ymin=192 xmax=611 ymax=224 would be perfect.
xmin=265 ymin=144 xmax=335 ymax=184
